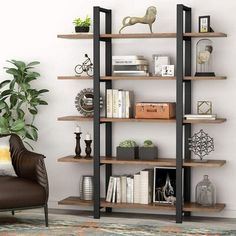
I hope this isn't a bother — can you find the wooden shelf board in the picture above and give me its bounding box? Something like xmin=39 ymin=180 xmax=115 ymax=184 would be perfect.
xmin=101 ymin=118 xmax=176 ymax=123
xmin=58 ymin=76 xmax=92 ymax=80
xmin=57 ymin=75 xmax=227 ymax=81
xmin=100 ymin=33 xmax=176 ymax=39
xmin=184 ymin=76 xmax=227 ymax=80
xmin=58 ymin=197 xmax=225 ymax=212
xmin=184 ymin=32 xmax=227 ymax=38
xmin=183 ymin=118 xmax=226 ymax=124
xmin=58 ymin=156 xmax=93 ymax=163
xmin=58 ymin=116 xmax=93 ymax=121
xmin=57 ymin=33 xmax=93 ymax=39
xmin=57 ymin=32 xmax=226 ymax=40
xmin=58 ymin=156 xmax=226 ymax=168
xmin=58 ymin=197 xmax=93 ymax=206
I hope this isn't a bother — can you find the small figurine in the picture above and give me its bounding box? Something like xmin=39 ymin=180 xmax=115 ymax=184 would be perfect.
xmin=119 ymin=6 xmax=157 ymax=34
xmin=162 ymin=173 xmax=176 ymax=205
xmin=74 ymin=54 xmax=93 ymax=77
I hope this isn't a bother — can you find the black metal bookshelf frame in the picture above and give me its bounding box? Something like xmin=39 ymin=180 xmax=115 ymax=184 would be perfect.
xmin=93 ymin=4 xmax=192 ymax=223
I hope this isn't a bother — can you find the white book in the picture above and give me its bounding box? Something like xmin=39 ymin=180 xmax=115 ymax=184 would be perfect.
xmin=122 ymin=91 xmax=126 ymax=118
xmin=112 ymin=177 xmax=117 ymax=203
xmin=186 ymin=117 xmax=216 ymax=120
xmin=106 ymin=89 xmax=113 ymax=118
xmin=126 ymin=177 xmax=132 ymax=203
xmin=116 ymin=177 xmax=121 ymax=203
xmin=113 ymin=59 xmax=149 ymax=65
xmin=184 ymin=114 xmax=216 ymax=118
xmin=133 ymin=173 xmax=141 ymax=203
xmin=112 ymin=90 xmax=119 ymax=118
xmin=140 ymin=169 xmax=154 ymax=204
xmin=130 ymin=177 xmax=134 ymax=203
xmin=125 ymin=91 xmax=133 ymax=118
xmin=121 ymin=176 xmax=127 ymax=203
xmin=106 ymin=177 xmax=114 ymax=202
xmin=118 ymin=90 xmax=123 ymax=118
xmin=112 ymin=55 xmax=144 ymax=60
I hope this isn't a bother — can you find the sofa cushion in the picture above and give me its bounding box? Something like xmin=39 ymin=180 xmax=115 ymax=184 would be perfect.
xmin=0 ymin=136 xmax=16 ymax=176
xmin=0 ymin=176 xmax=46 ymax=209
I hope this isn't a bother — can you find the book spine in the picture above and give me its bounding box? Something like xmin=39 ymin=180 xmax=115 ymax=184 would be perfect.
xmin=122 ymin=91 xmax=126 ymax=118
xmin=130 ymin=177 xmax=134 ymax=203
xmin=118 ymin=90 xmax=123 ymax=118
xmin=126 ymin=177 xmax=132 ymax=203
xmin=133 ymin=174 xmax=140 ymax=203
xmin=112 ymin=90 xmax=119 ymax=118
xmin=121 ymin=176 xmax=127 ymax=203
xmin=112 ymin=177 xmax=117 ymax=203
xmin=106 ymin=89 xmax=113 ymax=118
xmin=116 ymin=177 xmax=121 ymax=203
xmin=140 ymin=170 xmax=153 ymax=204
xmin=106 ymin=176 xmax=114 ymax=202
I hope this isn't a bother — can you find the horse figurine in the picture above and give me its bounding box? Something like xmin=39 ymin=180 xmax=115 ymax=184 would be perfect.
xmin=119 ymin=6 xmax=157 ymax=34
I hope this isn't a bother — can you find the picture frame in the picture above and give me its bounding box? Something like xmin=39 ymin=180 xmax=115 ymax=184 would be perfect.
xmin=161 ymin=65 xmax=175 ymax=77
xmin=199 ymin=16 xmax=210 ymax=33
xmin=197 ymin=101 xmax=212 ymax=115
xmin=153 ymin=167 xmax=176 ymax=203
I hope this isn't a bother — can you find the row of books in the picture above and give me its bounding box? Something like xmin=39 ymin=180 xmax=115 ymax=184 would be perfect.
xmin=184 ymin=114 xmax=216 ymax=120
xmin=106 ymin=89 xmax=134 ymax=118
xmin=106 ymin=169 xmax=153 ymax=204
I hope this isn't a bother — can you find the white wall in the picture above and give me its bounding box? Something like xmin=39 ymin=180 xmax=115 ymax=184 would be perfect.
xmin=0 ymin=0 xmax=236 ymax=218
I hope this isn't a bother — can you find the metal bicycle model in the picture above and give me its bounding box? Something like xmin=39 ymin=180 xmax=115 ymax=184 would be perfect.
xmin=75 ymin=54 xmax=93 ymax=77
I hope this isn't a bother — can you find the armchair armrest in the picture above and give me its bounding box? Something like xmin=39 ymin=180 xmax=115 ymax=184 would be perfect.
xmin=9 ymin=134 xmax=49 ymax=201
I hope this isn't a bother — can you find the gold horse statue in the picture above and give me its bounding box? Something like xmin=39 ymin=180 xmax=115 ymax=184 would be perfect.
xmin=119 ymin=6 xmax=157 ymax=34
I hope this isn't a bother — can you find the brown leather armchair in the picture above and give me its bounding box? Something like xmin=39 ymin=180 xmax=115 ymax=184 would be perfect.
xmin=0 ymin=134 xmax=49 ymax=226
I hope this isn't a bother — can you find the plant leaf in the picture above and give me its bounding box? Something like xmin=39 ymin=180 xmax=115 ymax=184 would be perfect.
xmin=28 ymin=108 xmax=38 ymax=115
xmin=39 ymin=100 xmax=48 ymax=105
xmin=27 ymin=61 xmax=40 ymax=67
xmin=10 ymin=119 xmax=25 ymax=131
xmin=0 ymin=80 xmax=11 ymax=89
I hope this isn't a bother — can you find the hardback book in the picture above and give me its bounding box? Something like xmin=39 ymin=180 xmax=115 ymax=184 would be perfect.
xmin=112 ymin=55 xmax=145 ymax=60
xmin=113 ymin=59 xmax=149 ymax=65
xmin=125 ymin=91 xmax=134 ymax=118
xmin=140 ymin=169 xmax=154 ymax=204
xmin=184 ymin=114 xmax=216 ymax=120
xmin=106 ymin=89 xmax=113 ymax=118
xmin=133 ymin=173 xmax=141 ymax=204
xmin=106 ymin=176 xmax=114 ymax=202
xmin=116 ymin=177 xmax=121 ymax=203
xmin=121 ymin=176 xmax=127 ymax=203
xmin=118 ymin=90 xmax=125 ymax=118
xmin=112 ymin=177 xmax=117 ymax=203
xmin=126 ymin=176 xmax=132 ymax=203
xmin=112 ymin=90 xmax=119 ymax=118
xmin=130 ymin=177 xmax=134 ymax=203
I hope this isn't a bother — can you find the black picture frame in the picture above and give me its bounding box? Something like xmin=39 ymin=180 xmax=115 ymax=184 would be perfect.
xmin=199 ymin=16 xmax=210 ymax=33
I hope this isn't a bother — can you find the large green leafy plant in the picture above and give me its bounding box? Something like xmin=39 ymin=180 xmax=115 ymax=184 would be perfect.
xmin=0 ymin=60 xmax=48 ymax=147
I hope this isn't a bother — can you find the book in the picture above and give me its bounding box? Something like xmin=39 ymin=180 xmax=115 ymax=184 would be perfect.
xmin=116 ymin=177 xmax=121 ymax=203
xmin=113 ymin=59 xmax=149 ymax=65
xmin=112 ymin=90 xmax=119 ymax=118
xmin=106 ymin=89 xmax=113 ymax=118
xmin=133 ymin=173 xmax=141 ymax=203
xmin=118 ymin=90 xmax=124 ymax=118
xmin=112 ymin=177 xmax=117 ymax=203
xmin=130 ymin=177 xmax=134 ymax=203
xmin=106 ymin=176 xmax=114 ymax=202
xmin=126 ymin=176 xmax=132 ymax=203
xmin=121 ymin=176 xmax=127 ymax=203
xmin=184 ymin=114 xmax=216 ymax=120
xmin=125 ymin=91 xmax=133 ymax=118
xmin=112 ymin=55 xmax=145 ymax=60
xmin=140 ymin=169 xmax=154 ymax=204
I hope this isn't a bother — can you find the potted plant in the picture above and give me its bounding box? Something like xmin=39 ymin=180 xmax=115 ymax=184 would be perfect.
xmin=73 ymin=16 xmax=91 ymax=33
xmin=0 ymin=60 xmax=49 ymax=149
xmin=139 ymin=140 xmax=158 ymax=160
xmin=116 ymin=140 xmax=139 ymax=160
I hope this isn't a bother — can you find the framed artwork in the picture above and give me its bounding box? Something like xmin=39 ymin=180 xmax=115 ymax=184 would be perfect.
xmin=197 ymin=101 xmax=212 ymax=115
xmin=199 ymin=16 xmax=210 ymax=33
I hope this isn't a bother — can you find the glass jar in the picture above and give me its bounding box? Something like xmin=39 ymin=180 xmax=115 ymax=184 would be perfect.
xmin=195 ymin=39 xmax=215 ymax=77
xmin=195 ymin=175 xmax=216 ymax=206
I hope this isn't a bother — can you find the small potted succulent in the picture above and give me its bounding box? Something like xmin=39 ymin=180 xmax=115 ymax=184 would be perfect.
xmin=139 ymin=140 xmax=158 ymax=160
xmin=117 ymin=140 xmax=139 ymax=160
xmin=73 ymin=16 xmax=91 ymax=33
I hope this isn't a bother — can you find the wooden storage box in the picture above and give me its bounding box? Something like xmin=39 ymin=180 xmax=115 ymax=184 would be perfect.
xmin=135 ymin=102 xmax=176 ymax=119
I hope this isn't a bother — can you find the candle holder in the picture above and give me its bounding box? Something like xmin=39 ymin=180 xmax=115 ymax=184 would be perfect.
xmin=85 ymin=140 xmax=92 ymax=159
xmin=74 ymin=132 xmax=82 ymax=159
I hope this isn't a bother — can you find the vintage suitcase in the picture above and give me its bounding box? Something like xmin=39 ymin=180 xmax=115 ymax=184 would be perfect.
xmin=135 ymin=102 xmax=176 ymax=119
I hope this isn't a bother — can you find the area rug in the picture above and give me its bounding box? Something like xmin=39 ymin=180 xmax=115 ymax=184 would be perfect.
xmin=0 ymin=211 xmax=236 ymax=236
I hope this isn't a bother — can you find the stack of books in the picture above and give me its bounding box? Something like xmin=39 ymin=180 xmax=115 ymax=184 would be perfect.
xmin=105 ymin=169 xmax=153 ymax=204
xmin=112 ymin=56 xmax=149 ymax=76
xmin=184 ymin=114 xmax=216 ymax=120
xmin=106 ymin=89 xmax=133 ymax=118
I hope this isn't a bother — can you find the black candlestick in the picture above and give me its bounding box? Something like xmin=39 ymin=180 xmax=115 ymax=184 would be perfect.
xmin=74 ymin=132 xmax=82 ymax=159
xmin=85 ymin=140 xmax=92 ymax=158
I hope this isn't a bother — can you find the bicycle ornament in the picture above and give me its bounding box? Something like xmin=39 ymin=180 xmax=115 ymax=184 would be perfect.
xmin=188 ymin=129 xmax=214 ymax=162
xmin=75 ymin=54 xmax=93 ymax=77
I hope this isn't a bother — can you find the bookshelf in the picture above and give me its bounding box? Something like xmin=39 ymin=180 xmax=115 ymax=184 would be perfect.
xmin=57 ymin=5 xmax=227 ymax=223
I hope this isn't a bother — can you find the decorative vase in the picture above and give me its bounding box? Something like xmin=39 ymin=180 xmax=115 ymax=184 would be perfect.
xmin=75 ymin=26 xmax=90 ymax=33
xmin=195 ymin=175 xmax=216 ymax=206
xmin=79 ymin=175 xmax=94 ymax=201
